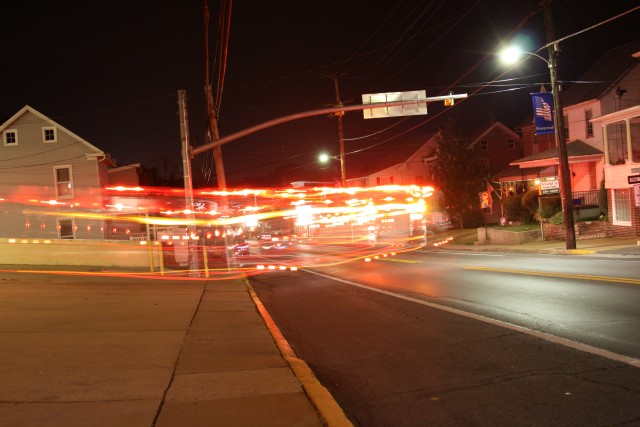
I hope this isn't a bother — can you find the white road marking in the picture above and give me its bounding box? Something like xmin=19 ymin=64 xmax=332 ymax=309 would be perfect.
xmin=303 ymin=268 xmax=640 ymax=369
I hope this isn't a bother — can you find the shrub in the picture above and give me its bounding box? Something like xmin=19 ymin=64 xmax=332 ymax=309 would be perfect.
xmin=549 ymin=211 xmax=564 ymax=225
xmin=502 ymin=193 xmax=528 ymax=222
xmin=598 ymin=178 xmax=608 ymax=219
xmin=521 ymin=190 xmax=539 ymax=214
xmin=538 ymin=198 xmax=561 ymax=220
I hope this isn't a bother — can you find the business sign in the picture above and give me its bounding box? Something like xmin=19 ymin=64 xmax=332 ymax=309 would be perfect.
xmin=531 ymin=92 xmax=554 ymax=135
xmin=362 ymin=90 xmax=427 ymax=119
xmin=634 ymin=185 xmax=640 ymax=208
xmin=539 ymin=178 xmax=560 ymax=195
xmin=627 ymin=175 xmax=640 ymax=184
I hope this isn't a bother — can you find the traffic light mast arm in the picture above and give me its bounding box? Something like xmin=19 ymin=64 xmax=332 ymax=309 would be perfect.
xmin=191 ymin=93 xmax=467 ymax=156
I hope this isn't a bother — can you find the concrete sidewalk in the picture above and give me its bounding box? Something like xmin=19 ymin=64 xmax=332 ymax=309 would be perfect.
xmin=431 ymin=235 xmax=640 ymax=256
xmin=1 ymin=236 xmax=637 ymax=426
xmin=0 ymin=268 xmax=351 ymax=427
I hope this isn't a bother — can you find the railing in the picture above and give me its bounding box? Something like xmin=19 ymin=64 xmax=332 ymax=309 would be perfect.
xmin=571 ymin=189 xmax=601 ymax=206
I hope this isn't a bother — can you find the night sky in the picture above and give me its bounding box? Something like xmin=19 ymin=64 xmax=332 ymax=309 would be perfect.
xmin=3 ymin=1 xmax=637 ymax=187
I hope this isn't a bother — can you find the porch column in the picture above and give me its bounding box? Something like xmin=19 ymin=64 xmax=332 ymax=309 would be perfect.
xmin=625 ymin=118 xmax=633 ymax=163
xmin=602 ymin=124 xmax=610 ymax=165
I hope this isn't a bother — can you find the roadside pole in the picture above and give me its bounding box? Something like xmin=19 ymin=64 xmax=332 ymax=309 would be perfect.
xmin=177 ymin=90 xmax=200 ymax=277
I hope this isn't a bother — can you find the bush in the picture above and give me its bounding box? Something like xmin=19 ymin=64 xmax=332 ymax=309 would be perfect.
xmin=521 ymin=190 xmax=539 ymax=214
xmin=538 ymin=198 xmax=561 ymax=220
xmin=549 ymin=211 xmax=564 ymax=225
xmin=598 ymin=178 xmax=608 ymax=218
xmin=502 ymin=193 xmax=528 ymax=222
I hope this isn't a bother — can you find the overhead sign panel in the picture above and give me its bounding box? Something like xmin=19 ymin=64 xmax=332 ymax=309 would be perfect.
xmin=362 ymin=90 xmax=427 ymax=119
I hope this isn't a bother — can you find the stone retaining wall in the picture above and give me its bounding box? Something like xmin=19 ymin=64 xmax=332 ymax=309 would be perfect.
xmin=0 ymin=238 xmax=160 ymax=268
xmin=477 ymin=228 xmax=541 ymax=245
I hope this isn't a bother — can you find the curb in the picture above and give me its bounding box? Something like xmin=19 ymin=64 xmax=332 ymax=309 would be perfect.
xmin=245 ymin=280 xmax=353 ymax=427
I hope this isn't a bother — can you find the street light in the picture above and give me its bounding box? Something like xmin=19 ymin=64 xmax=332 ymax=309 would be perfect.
xmin=318 ymin=153 xmax=331 ymax=163
xmin=499 ymin=44 xmax=577 ymax=250
xmin=318 ymin=152 xmax=342 ymax=183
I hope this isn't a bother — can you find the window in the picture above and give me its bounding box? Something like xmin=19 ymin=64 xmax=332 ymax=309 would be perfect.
xmin=4 ymin=129 xmax=18 ymax=146
xmin=583 ymin=110 xmax=593 ymax=138
xmin=480 ymin=140 xmax=488 ymax=151
xmin=43 ymin=127 xmax=57 ymax=143
xmin=58 ymin=218 xmax=75 ymax=239
xmin=507 ymin=138 xmax=515 ymax=149
xmin=564 ymin=114 xmax=569 ymax=141
xmin=54 ymin=166 xmax=74 ymax=199
xmin=612 ymin=189 xmax=631 ymax=225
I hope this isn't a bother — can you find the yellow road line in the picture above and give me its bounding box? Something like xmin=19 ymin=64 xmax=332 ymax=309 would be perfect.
xmin=379 ymin=258 xmax=420 ymax=263
xmin=464 ymin=266 xmax=640 ymax=285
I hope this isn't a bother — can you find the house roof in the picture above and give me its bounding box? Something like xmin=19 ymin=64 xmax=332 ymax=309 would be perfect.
xmin=493 ymin=165 xmax=555 ymax=181
xmin=351 ymin=132 xmax=437 ymax=178
xmin=0 ymin=105 xmax=104 ymax=156
xmin=510 ymin=139 xmax=602 ymax=165
xmin=354 ymin=120 xmax=520 ymax=178
xmin=463 ymin=121 xmax=521 ymax=149
xmin=561 ymin=38 xmax=640 ymax=106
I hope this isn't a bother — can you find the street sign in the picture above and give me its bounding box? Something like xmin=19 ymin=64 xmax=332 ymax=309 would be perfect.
xmin=627 ymin=174 xmax=640 ymax=184
xmin=539 ymin=178 xmax=560 ymax=195
xmin=362 ymin=91 xmax=427 ymax=119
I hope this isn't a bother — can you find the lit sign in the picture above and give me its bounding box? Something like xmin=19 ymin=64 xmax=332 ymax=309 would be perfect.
xmin=539 ymin=179 xmax=560 ymax=195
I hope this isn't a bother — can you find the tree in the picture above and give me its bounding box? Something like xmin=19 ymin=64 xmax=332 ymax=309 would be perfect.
xmin=430 ymin=118 xmax=486 ymax=228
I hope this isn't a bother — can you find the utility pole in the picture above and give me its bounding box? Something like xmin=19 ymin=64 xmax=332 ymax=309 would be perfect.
xmin=543 ymin=0 xmax=576 ymax=250
xmin=178 ymin=90 xmax=200 ymax=276
xmin=204 ymin=0 xmax=227 ymax=190
xmin=326 ymin=73 xmax=347 ymax=187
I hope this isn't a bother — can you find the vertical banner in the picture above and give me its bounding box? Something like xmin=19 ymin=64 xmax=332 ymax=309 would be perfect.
xmin=531 ymin=92 xmax=554 ymax=135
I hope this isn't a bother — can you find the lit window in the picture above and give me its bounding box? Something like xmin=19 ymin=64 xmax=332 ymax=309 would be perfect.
xmin=4 ymin=129 xmax=18 ymax=145
xmin=43 ymin=127 xmax=57 ymax=143
xmin=613 ymin=189 xmax=631 ymax=225
xmin=54 ymin=166 xmax=74 ymax=199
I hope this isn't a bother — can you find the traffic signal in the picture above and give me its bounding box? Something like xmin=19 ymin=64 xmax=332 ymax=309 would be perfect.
xmin=444 ymin=91 xmax=454 ymax=106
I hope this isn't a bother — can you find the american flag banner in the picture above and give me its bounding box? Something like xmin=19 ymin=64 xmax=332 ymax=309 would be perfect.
xmin=531 ymin=92 xmax=554 ymax=135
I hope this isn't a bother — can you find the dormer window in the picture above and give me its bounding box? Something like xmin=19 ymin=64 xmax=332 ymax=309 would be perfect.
xmin=4 ymin=129 xmax=18 ymax=146
xmin=43 ymin=127 xmax=57 ymax=143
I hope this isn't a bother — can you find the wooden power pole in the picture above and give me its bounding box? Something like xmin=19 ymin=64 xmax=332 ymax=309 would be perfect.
xmin=204 ymin=0 xmax=227 ymax=190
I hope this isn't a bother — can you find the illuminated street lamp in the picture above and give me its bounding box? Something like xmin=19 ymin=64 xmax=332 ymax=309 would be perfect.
xmin=499 ymin=43 xmax=576 ymax=250
xmin=318 ymin=152 xmax=342 ymax=183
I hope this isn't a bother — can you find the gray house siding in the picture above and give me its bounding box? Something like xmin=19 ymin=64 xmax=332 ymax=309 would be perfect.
xmin=0 ymin=106 xmax=110 ymax=239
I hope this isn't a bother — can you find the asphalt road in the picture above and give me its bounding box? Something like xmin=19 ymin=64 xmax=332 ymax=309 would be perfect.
xmin=249 ymin=249 xmax=640 ymax=426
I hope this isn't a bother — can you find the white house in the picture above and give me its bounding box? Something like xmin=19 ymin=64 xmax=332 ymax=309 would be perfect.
xmin=0 ymin=105 xmax=112 ymax=239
